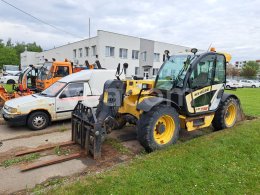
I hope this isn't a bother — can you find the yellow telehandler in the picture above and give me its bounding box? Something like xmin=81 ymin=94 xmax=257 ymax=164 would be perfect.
xmin=71 ymin=48 xmax=241 ymax=159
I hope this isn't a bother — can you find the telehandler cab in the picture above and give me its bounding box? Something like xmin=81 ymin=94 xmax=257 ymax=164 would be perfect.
xmin=72 ymin=48 xmax=241 ymax=158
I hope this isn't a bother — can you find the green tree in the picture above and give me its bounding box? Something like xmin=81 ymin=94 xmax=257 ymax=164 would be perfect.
xmin=0 ymin=39 xmax=43 ymax=68
xmin=0 ymin=47 xmax=19 ymax=69
xmin=6 ymin=38 xmax=13 ymax=48
xmin=240 ymin=61 xmax=259 ymax=78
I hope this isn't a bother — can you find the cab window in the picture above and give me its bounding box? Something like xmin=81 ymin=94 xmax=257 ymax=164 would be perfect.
xmin=214 ymin=55 xmax=225 ymax=84
xmin=190 ymin=54 xmax=215 ymax=88
xmin=60 ymin=83 xmax=84 ymax=98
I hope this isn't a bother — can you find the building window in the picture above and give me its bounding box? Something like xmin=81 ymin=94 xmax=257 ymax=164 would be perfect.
xmin=135 ymin=67 xmax=140 ymax=75
xmin=153 ymin=68 xmax=159 ymax=75
xmin=132 ymin=50 xmax=139 ymax=60
xmin=91 ymin=45 xmax=96 ymax=56
xmin=154 ymin=53 xmax=160 ymax=62
xmin=105 ymin=46 xmax=115 ymax=57
xmin=119 ymin=48 xmax=128 ymax=59
xmin=79 ymin=48 xmax=83 ymax=58
xmin=141 ymin=51 xmax=147 ymax=61
xmin=73 ymin=49 xmax=76 ymax=58
xmin=85 ymin=47 xmax=89 ymax=57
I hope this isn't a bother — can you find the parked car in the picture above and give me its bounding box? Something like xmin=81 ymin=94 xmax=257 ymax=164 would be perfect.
xmin=2 ymin=69 xmax=117 ymax=130
xmin=3 ymin=65 xmax=20 ymax=76
xmin=239 ymin=80 xmax=260 ymax=88
xmin=0 ymin=72 xmax=21 ymax=84
xmin=225 ymin=79 xmax=242 ymax=89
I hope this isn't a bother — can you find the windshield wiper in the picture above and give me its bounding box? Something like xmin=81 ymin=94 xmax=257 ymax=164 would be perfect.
xmin=40 ymin=92 xmax=48 ymax=96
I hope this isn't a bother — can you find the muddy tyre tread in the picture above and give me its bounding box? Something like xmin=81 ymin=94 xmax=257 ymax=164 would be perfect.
xmin=212 ymin=97 xmax=238 ymax=131
xmin=137 ymin=105 xmax=180 ymax=152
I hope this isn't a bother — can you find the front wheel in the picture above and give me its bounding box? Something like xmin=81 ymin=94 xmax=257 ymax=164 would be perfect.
xmin=137 ymin=105 xmax=180 ymax=152
xmin=252 ymin=85 xmax=256 ymax=88
xmin=27 ymin=111 xmax=50 ymax=130
xmin=212 ymin=97 xmax=238 ymax=131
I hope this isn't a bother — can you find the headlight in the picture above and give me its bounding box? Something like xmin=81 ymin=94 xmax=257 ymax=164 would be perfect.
xmin=4 ymin=105 xmax=17 ymax=113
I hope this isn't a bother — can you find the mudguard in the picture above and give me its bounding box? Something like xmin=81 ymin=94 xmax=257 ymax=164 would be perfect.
xmin=137 ymin=96 xmax=180 ymax=112
xmin=221 ymin=93 xmax=240 ymax=104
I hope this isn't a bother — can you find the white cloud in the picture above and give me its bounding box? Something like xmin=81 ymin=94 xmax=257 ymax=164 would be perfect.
xmin=0 ymin=0 xmax=259 ymax=62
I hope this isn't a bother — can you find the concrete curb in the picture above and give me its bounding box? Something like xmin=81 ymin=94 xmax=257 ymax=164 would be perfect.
xmin=0 ymin=118 xmax=6 ymax=125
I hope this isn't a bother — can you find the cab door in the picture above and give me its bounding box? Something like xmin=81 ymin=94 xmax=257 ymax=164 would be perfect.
xmin=185 ymin=54 xmax=226 ymax=114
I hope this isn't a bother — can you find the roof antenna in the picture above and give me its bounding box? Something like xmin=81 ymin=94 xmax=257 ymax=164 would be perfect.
xmin=207 ymin=43 xmax=212 ymax=51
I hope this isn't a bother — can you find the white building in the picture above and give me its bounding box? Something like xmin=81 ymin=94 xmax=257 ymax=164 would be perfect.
xmin=21 ymin=30 xmax=191 ymax=78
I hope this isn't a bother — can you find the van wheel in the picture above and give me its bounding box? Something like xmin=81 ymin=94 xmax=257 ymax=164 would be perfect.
xmin=7 ymin=79 xmax=15 ymax=84
xmin=252 ymin=85 xmax=256 ymax=88
xmin=27 ymin=111 xmax=50 ymax=130
xmin=137 ymin=105 xmax=180 ymax=152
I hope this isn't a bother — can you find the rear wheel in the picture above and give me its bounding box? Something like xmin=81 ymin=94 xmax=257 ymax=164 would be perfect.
xmin=226 ymin=85 xmax=230 ymax=89
xmin=7 ymin=79 xmax=15 ymax=84
xmin=137 ymin=105 xmax=180 ymax=152
xmin=212 ymin=97 xmax=238 ymax=130
xmin=27 ymin=111 xmax=50 ymax=130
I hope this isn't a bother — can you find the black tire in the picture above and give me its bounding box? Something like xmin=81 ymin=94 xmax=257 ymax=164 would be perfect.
xmin=212 ymin=97 xmax=238 ymax=131
xmin=114 ymin=117 xmax=127 ymax=130
xmin=226 ymin=85 xmax=230 ymax=89
xmin=27 ymin=111 xmax=50 ymax=130
xmin=7 ymin=79 xmax=15 ymax=84
xmin=252 ymin=85 xmax=256 ymax=88
xmin=137 ymin=105 xmax=180 ymax=152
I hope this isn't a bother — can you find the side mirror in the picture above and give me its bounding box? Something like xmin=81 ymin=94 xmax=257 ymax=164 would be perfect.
xmin=116 ymin=63 xmax=121 ymax=75
xmin=59 ymin=93 xmax=66 ymax=99
xmin=123 ymin=63 xmax=128 ymax=74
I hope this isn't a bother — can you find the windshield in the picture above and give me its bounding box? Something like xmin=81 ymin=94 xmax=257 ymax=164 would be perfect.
xmin=38 ymin=62 xmax=52 ymax=80
xmin=155 ymin=55 xmax=197 ymax=90
xmin=39 ymin=82 xmax=66 ymax=97
xmin=4 ymin=65 xmax=19 ymax=71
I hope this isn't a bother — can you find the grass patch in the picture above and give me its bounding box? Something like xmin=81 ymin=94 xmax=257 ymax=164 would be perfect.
xmin=54 ymin=146 xmax=71 ymax=156
xmin=1 ymin=153 xmax=40 ymax=168
xmin=1 ymin=84 xmax=16 ymax=93
xmin=58 ymin=124 xmax=69 ymax=132
xmin=50 ymin=119 xmax=260 ymax=194
xmin=104 ymin=138 xmax=130 ymax=154
xmin=226 ymin=88 xmax=260 ymax=116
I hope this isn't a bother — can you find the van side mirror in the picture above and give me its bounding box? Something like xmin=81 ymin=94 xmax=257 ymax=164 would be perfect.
xmin=59 ymin=93 xmax=66 ymax=99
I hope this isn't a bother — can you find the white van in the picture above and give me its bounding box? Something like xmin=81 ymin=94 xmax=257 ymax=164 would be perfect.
xmin=2 ymin=69 xmax=116 ymax=130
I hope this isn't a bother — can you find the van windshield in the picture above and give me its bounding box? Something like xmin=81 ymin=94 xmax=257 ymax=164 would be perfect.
xmin=39 ymin=82 xmax=66 ymax=97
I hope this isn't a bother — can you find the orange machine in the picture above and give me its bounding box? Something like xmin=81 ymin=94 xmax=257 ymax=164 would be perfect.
xmin=36 ymin=60 xmax=74 ymax=91
xmin=36 ymin=59 xmax=99 ymax=91
xmin=0 ymin=65 xmax=37 ymax=107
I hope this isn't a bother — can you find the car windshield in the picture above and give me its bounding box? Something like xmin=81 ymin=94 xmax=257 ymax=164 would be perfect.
xmin=38 ymin=62 xmax=52 ymax=80
xmin=3 ymin=65 xmax=19 ymax=71
xmin=155 ymin=54 xmax=197 ymax=90
xmin=39 ymin=82 xmax=66 ymax=97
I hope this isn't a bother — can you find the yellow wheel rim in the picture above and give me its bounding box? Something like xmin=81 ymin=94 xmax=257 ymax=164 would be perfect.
xmin=153 ymin=115 xmax=175 ymax=145
xmin=225 ymin=103 xmax=237 ymax=127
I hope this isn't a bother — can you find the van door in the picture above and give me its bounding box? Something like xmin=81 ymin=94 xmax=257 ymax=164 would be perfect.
xmin=55 ymin=82 xmax=85 ymax=119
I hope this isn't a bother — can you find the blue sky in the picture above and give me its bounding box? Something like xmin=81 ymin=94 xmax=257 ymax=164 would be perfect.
xmin=0 ymin=0 xmax=259 ymax=62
